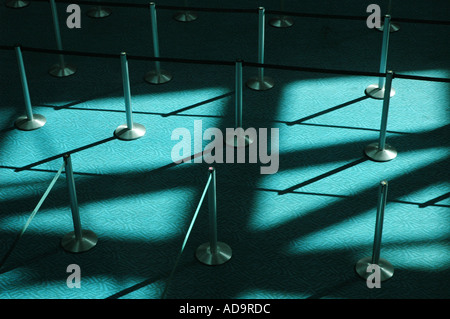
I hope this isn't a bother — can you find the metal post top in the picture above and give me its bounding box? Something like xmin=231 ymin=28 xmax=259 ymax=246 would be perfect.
xmin=208 ymin=166 xmax=215 ymax=173
xmin=121 ymin=51 xmax=127 ymax=56
xmin=258 ymin=7 xmax=265 ymax=11
xmin=380 ymin=180 xmax=388 ymax=187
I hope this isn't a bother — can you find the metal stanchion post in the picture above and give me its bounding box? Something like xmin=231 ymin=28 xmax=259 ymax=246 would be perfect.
xmin=377 ymin=0 xmax=400 ymax=33
xmin=365 ymin=15 xmax=395 ymax=99
xmin=114 ymin=52 xmax=146 ymax=141
xmin=269 ymin=0 xmax=294 ymax=28
xmin=225 ymin=60 xmax=254 ymax=148
xmin=61 ymin=154 xmax=98 ymax=253
xmin=365 ymin=71 xmax=397 ymax=162
xmin=196 ymin=167 xmax=232 ymax=266
xmin=174 ymin=0 xmax=198 ymax=22
xmin=247 ymin=7 xmax=274 ymax=91
xmin=87 ymin=0 xmax=112 ymax=18
xmin=145 ymin=2 xmax=173 ymax=84
xmin=14 ymin=45 xmax=47 ymax=131
xmin=48 ymin=0 xmax=76 ymax=77
xmin=6 ymin=0 xmax=29 ymax=8
xmin=355 ymin=180 xmax=394 ymax=281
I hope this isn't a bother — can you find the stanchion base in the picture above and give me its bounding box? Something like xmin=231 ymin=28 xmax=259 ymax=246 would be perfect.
xmin=376 ymin=22 xmax=400 ymax=33
xmin=196 ymin=242 xmax=232 ymax=266
xmin=6 ymin=0 xmax=29 ymax=8
xmin=225 ymin=131 xmax=255 ymax=148
xmin=49 ymin=63 xmax=77 ymax=78
xmin=365 ymin=84 xmax=395 ymax=99
xmin=114 ymin=123 xmax=146 ymax=141
xmin=61 ymin=229 xmax=98 ymax=253
xmin=174 ymin=11 xmax=198 ymax=22
xmin=14 ymin=114 xmax=46 ymax=131
xmin=246 ymin=76 xmax=274 ymax=91
xmin=144 ymin=70 xmax=172 ymax=85
xmin=364 ymin=142 xmax=397 ymax=162
xmin=355 ymin=257 xmax=394 ymax=281
xmin=87 ymin=6 xmax=112 ymax=18
xmin=269 ymin=16 xmax=294 ymax=28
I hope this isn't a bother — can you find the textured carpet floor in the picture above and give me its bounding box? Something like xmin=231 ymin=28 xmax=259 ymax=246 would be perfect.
xmin=0 ymin=0 xmax=449 ymax=299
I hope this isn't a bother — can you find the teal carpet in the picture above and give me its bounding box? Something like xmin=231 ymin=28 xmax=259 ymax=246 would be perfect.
xmin=0 ymin=0 xmax=449 ymax=299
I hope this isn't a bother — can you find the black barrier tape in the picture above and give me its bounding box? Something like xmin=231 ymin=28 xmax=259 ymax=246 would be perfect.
xmin=25 ymin=0 xmax=450 ymax=25
xmin=0 ymin=45 xmax=449 ymax=83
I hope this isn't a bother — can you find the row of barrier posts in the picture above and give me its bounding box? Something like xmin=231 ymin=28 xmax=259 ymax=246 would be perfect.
xmin=11 ymin=43 xmax=400 ymax=161
xmin=8 ymin=1 xmax=400 ymax=100
xmin=0 ymin=155 xmax=393 ymax=285
xmin=0 ymin=153 xmax=97 ymax=270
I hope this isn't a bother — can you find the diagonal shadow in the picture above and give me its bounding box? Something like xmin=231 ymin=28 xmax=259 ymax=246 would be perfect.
xmin=418 ymin=192 xmax=450 ymax=208
xmin=256 ymin=187 xmax=450 ymax=208
xmin=278 ymin=157 xmax=368 ymax=195
xmin=161 ymin=91 xmax=234 ymax=117
xmin=14 ymin=136 xmax=117 ymax=172
xmin=285 ymin=95 xmax=370 ymax=125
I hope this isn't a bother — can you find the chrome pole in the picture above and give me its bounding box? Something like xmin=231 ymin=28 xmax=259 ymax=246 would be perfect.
xmin=364 ymin=71 xmax=397 ymax=162
xmin=247 ymin=7 xmax=274 ymax=91
xmin=48 ymin=0 xmax=76 ymax=77
xmin=236 ymin=59 xmax=243 ymax=129
xmin=365 ymin=15 xmax=395 ymax=99
xmin=145 ymin=2 xmax=172 ymax=84
xmin=196 ymin=167 xmax=232 ymax=266
xmin=61 ymin=154 xmax=98 ymax=253
xmin=14 ymin=45 xmax=46 ymax=131
xmin=355 ymin=180 xmax=394 ymax=282
xmin=114 ymin=52 xmax=146 ymax=141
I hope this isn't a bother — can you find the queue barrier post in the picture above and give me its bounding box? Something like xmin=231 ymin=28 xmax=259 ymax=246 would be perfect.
xmin=48 ymin=0 xmax=76 ymax=77
xmin=114 ymin=52 xmax=146 ymax=141
xmin=365 ymin=15 xmax=395 ymax=99
xmin=61 ymin=154 xmax=98 ymax=253
xmin=225 ymin=60 xmax=255 ymax=148
xmin=355 ymin=180 xmax=394 ymax=282
xmin=162 ymin=167 xmax=231 ymax=298
xmin=269 ymin=0 xmax=294 ymax=28
xmin=247 ymin=7 xmax=274 ymax=91
xmin=14 ymin=45 xmax=46 ymax=131
xmin=173 ymin=0 xmax=198 ymax=22
xmin=87 ymin=0 xmax=112 ymax=18
xmin=196 ymin=167 xmax=232 ymax=266
xmin=145 ymin=2 xmax=173 ymax=84
xmin=364 ymin=70 xmax=397 ymax=162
